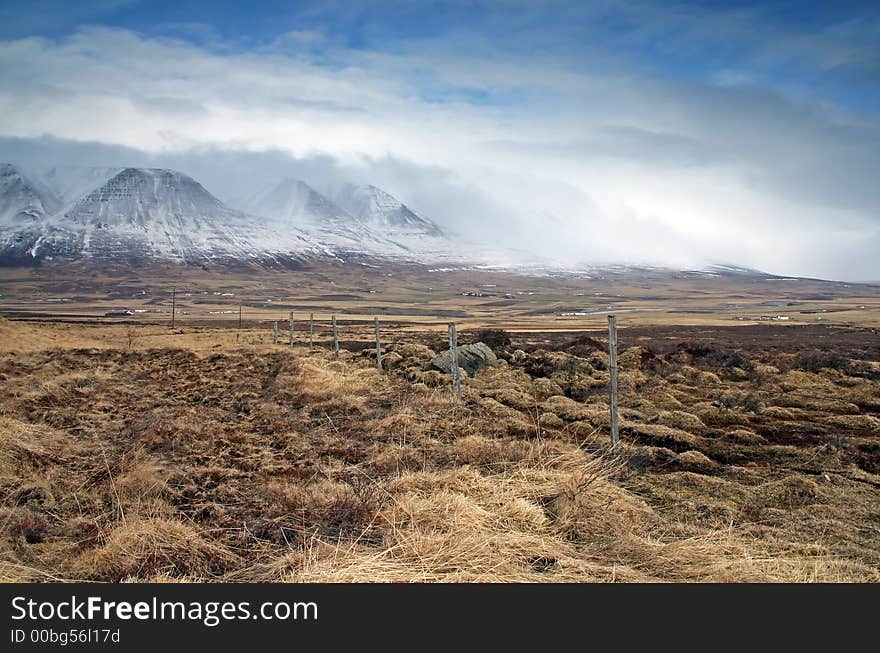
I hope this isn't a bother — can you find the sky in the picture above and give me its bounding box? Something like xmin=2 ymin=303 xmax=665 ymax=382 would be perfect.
xmin=0 ymin=0 xmax=878 ymax=280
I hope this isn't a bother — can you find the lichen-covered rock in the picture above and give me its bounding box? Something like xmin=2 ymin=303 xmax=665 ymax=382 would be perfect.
xmin=431 ymin=342 xmax=497 ymax=377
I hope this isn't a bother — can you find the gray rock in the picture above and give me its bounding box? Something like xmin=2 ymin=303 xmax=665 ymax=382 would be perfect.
xmin=431 ymin=342 xmax=497 ymax=377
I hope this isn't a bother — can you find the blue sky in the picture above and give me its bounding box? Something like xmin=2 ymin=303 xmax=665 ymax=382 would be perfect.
xmin=0 ymin=0 xmax=878 ymax=278
xmin=2 ymin=0 xmax=877 ymax=110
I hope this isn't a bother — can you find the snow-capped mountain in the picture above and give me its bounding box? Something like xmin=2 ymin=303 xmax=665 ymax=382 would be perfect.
xmin=240 ymin=178 xmax=361 ymax=239
xmin=0 ymin=164 xmax=461 ymax=268
xmin=0 ymin=163 xmax=801 ymax=277
xmin=333 ymin=184 xmax=443 ymax=237
xmin=238 ymin=178 xmax=451 ymax=258
xmin=65 ymin=167 xmax=237 ymax=230
xmin=0 ymin=164 xmax=60 ymax=225
xmin=0 ymin=164 xmax=63 ymax=262
xmin=0 ymin=167 xmax=325 ymax=266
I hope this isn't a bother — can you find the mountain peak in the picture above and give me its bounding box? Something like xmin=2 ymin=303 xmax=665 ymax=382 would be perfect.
xmin=0 ymin=163 xmax=60 ymax=226
xmin=334 ymin=183 xmax=443 ymax=237
xmin=63 ymin=167 xmax=228 ymax=228
xmin=1 ymin=164 xmax=455 ymax=267
xmin=113 ymin=167 xmax=205 ymax=187
xmin=243 ymin=177 xmax=353 ymax=226
xmin=21 ymin=166 xmax=322 ymax=266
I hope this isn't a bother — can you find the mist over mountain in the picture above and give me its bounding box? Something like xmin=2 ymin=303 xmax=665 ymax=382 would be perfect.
xmin=0 ymin=162 xmax=464 ymax=268
xmin=242 ymin=178 xmax=352 ymax=227
xmin=0 ymin=163 xmax=60 ymax=224
xmin=41 ymin=165 xmax=121 ymax=207
xmin=0 ymin=155 xmax=873 ymax=284
xmin=332 ymin=184 xmax=444 ymax=238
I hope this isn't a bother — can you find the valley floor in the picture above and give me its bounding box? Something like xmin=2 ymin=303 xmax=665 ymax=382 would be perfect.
xmin=0 ymin=319 xmax=878 ymax=582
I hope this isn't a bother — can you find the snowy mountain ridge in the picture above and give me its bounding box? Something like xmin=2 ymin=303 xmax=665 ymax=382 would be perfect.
xmin=0 ymin=162 xmax=781 ymax=277
xmin=0 ymin=164 xmax=459 ymax=267
xmin=332 ymin=183 xmax=444 ymax=237
xmin=0 ymin=163 xmax=61 ymax=225
xmin=237 ymin=177 xmax=453 ymax=260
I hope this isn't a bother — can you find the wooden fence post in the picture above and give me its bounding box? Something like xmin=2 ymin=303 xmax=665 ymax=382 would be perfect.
xmin=375 ymin=317 xmax=382 ymax=371
xmin=448 ymin=323 xmax=461 ymax=399
xmin=608 ymin=314 xmax=619 ymax=450
xmin=273 ymin=321 xmax=279 ymax=345
xmin=171 ymin=288 xmax=176 ymax=328
xmin=289 ymin=311 xmax=294 ymax=346
xmin=309 ymin=313 xmax=314 ymax=350
xmin=237 ymin=303 xmax=242 ymax=342
xmin=332 ymin=315 xmax=339 ymax=355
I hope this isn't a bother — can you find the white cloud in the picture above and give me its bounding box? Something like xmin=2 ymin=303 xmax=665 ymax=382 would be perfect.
xmin=0 ymin=24 xmax=878 ymax=280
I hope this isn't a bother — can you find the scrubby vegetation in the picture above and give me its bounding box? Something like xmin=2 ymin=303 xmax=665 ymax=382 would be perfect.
xmin=0 ymin=318 xmax=878 ymax=582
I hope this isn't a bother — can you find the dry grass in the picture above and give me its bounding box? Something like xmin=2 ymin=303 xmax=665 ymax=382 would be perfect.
xmin=0 ymin=317 xmax=878 ymax=582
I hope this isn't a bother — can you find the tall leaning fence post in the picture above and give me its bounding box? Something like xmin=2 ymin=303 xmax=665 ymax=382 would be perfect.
xmin=332 ymin=314 xmax=339 ymax=355
xmin=448 ymin=323 xmax=461 ymax=399
xmin=608 ymin=314 xmax=619 ymax=451
xmin=309 ymin=313 xmax=315 ymax=350
xmin=273 ymin=321 xmax=279 ymax=345
xmin=374 ymin=317 xmax=383 ymax=371
xmin=289 ymin=310 xmax=294 ymax=347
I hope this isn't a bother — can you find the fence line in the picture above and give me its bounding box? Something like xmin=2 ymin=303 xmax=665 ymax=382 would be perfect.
xmin=155 ymin=302 xmax=627 ymax=452
xmin=160 ymin=294 xmax=863 ymax=452
xmin=257 ymin=314 xmax=623 ymax=447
